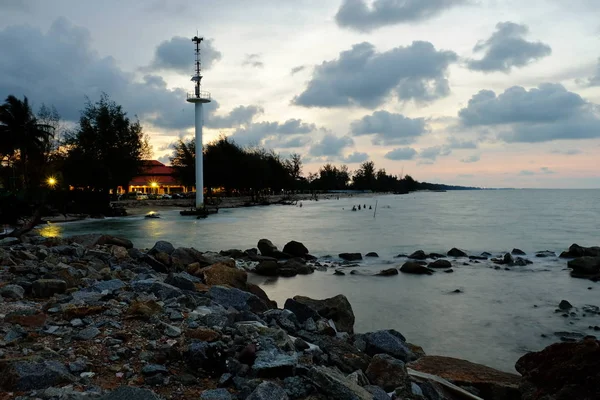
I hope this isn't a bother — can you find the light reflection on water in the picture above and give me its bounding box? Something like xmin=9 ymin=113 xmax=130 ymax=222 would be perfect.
xmin=42 ymin=190 xmax=600 ymax=371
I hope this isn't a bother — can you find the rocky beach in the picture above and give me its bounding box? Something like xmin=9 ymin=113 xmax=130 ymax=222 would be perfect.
xmin=0 ymin=232 xmax=598 ymax=400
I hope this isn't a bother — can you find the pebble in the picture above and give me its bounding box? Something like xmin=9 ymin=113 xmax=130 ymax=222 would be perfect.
xmin=164 ymin=324 xmax=182 ymax=338
xmin=75 ymin=326 xmax=101 ymax=340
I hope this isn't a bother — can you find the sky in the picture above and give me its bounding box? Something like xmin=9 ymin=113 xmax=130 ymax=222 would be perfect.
xmin=1 ymin=0 xmax=599 ymax=188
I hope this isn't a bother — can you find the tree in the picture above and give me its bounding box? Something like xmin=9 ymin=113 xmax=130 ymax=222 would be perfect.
xmin=63 ymin=94 xmax=150 ymax=192
xmin=0 ymin=95 xmax=54 ymax=189
xmin=352 ymin=161 xmax=376 ymax=190
xmin=170 ymin=139 xmax=196 ymax=187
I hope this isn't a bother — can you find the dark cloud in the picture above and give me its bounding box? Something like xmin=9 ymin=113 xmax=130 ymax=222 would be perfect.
xmin=588 ymin=57 xmax=600 ymax=86
xmin=291 ymin=65 xmax=306 ymax=75
xmin=293 ymin=41 xmax=457 ymax=108
xmin=468 ymin=22 xmax=551 ymax=73
xmin=384 ymin=147 xmax=418 ymax=160
xmin=335 ymin=0 xmax=468 ymax=32
xmin=342 ymin=152 xmax=369 ymax=163
xmin=550 ymin=148 xmax=582 ymax=155
xmin=230 ymin=119 xmax=317 ymax=146
xmin=446 ymin=136 xmax=477 ymax=149
xmin=460 ymin=154 xmax=480 ymax=163
xmin=0 ymin=18 xmax=255 ymax=131
xmin=459 ymin=83 xmax=600 ymax=142
xmin=242 ymin=54 xmax=264 ymax=68
xmin=309 ymin=133 xmax=354 ymax=157
xmin=350 ymin=111 xmax=428 ymax=145
xmin=149 ymin=36 xmax=221 ymax=74
xmin=419 ymin=146 xmax=451 ymax=160
xmin=264 ymin=136 xmax=311 ymax=149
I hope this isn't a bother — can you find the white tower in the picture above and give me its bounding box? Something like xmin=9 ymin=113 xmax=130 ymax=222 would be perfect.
xmin=186 ymin=36 xmax=211 ymax=209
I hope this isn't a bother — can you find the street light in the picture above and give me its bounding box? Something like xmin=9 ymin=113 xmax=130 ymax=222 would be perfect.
xmin=47 ymin=177 xmax=57 ymax=188
xmin=150 ymin=181 xmax=158 ymax=194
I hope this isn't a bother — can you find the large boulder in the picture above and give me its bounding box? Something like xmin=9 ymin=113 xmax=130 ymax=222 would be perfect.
xmin=209 ymin=286 xmax=268 ymax=313
xmin=428 ymin=259 xmax=452 ymax=269
xmin=560 ymin=243 xmax=600 ymax=258
xmin=258 ymin=239 xmax=278 ymax=256
xmin=284 ymin=298 xmax=321 ymax=323
xmin=171 ymin=247 xmax=204 ymax=268
xmin=568 ymin=257 xmax=600 ymax=278
xmin=515 ymin=337 xmax=599 ymax=400
xmin=299 ymin=332 xmax=371 ymax=373
xmin=339 ymin=253 xmax=362 ymax=261
xmin=282 ymin=240 xmax=309 ymax=258
xmin=357 ymin=330 xmax=416 ymax=362
xmin=203 ymin=263 xmax=248 ymax=289
xmin=408 ymin=250 xmax=427 ymax=260
xmin=400 ymin=262 xmax=433 ymax=275
xmin=365 ymin=354 xmax=410 ymax=392
xmin=280 ymin=259 xmax=314 ymax=275
xmin=293 ymin=294 xmax=355 ymax=333
xmin=409 ymin=356 xmax=521 ymax=400
xmin=309 ymin=366 xmax=373 ymax=400
xmin=447 ymin=248 xmax=468 ymax=257
xmin=255 ymin=260 xmax=279 ymax=276
xmin=149 ymin=240 xmax=175 ymax=255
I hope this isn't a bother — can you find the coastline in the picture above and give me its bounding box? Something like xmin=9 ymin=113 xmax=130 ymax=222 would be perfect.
xmin=0 ymin=232 xmax=597 ymax=399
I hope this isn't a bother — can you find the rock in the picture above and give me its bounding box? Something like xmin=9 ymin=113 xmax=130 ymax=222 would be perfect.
xmin=513 ymin=257 xmax=533 ymax=266
xmin=4 ymin=309 xmax=47 ymax=327
xmin=293 ymin=294 xmax=355 ymax=333
xmin=503 ymin=253 xmax=514 ymax=265
xmin=447 ymin=248 xmax=468 ymax=257
xmin=339 ymin=253 xmax=362 ymax=261
xmin=203 ymin=262 xmax=248 ymax=289
xmin=89 ymin=279 xmax=126 ymax=293
xmin=561 ymin=243 xmax=600 ymax=258
xmin=365 ymin=252 xmax=379 ymax=258
xmin=126 ymin=300 xmax=163 ymax=319
xmin=376 ymin=268 xmax=398 ymax=276
xmin=283 ymin=376 xmax=313 ymax=398
xmin=171 ymin=247 xmax=203 ymax=268
xmin=32 ymin=279 xmax=67 ymax=298
xmin=358 ymin=329 xmax=416 ymax=362
xmin=0 ymin=284 xmax=25 ymax=299
xmin=309 ymin=366 xmax=372 ymax=400
xmin=280 ymin=258 xmax=314 ymax=275
xmin=255 ymin=260 xmax=279 ymax=276
xmin=334 ymin=270 xmax=345 ymax=276
xmin=199 ymin=252 xmax=236 ymax=267
xmin=282 ymin=240 xmax=309 ymax=258
xmin=299 ymin=332 xmax=371 ymax=373
xmin=516 ymin=337 xmax=599 ymax=400
xmin=284 ymin=298 xmax=321 ymax=323
xmin=258 ymin=239 xmax=278 ymax=256
xmin=164 ymin=324 xmax=182 ymax=338
xmin=74 ymin=326 xmax=101 ymax=340
xmin=247 ymin=381 xmax=289 ymax=400
xmin=536 ymin=250 xmax=556 ymax=258
xmin=0 ymin=237 xmax=20 ymax=246
xmin=409 ymin=355 xmax=521 ymax=400
xmin=165 ymin=272 xmax=198 ymax=291
xmin=568 ymin=257 xmax=600 ymax=277
xmin=558 ymin=300 xmax=573 ymax=310
xmin=142 ymin=254 xmax=169 ymax=273
xmin=200 ymin=388 xmax=233 ymax=400
xmin=185 ymin=341 xmax=227 ymax=376
xmin=253 ymin=348 xmax=298 ymax=377
xmin=363 ymin=385 xmax=389 ymax=400
xmin=0 ymin=360 xmax=75 ymax=391
xmin=141 ymin=364 xmax=169 ymax=376
xmin=400 ymin=262 xmax=433 ymax=275
xmin=150 ymin=240 xmax=175 ymax=255
xmin=187 ymin=327 xmax=220 ymax=342
xmin=428 ymin=259 xmax=452 ymax=269
xmin=408 ymin=250 xmax=427 ymax=260
xmin=130 ymin=279 xmax=183 ymax=300
xmin=444 ymin=269 xmax=454 ymax=273
xmin=347 ymin=370 xmax=370 ymax=386
xmin=511 ymin=248 xmax=526 ymax=255
xmin=99 ymin=386 xmax=162 ymax=400
xmin=246 ymin=283 xmax=277 ymax=309
xmin=365 ymin=353 xmax=409 ymax=392
xmin=209 ymin=285 xmax=268 ymax=313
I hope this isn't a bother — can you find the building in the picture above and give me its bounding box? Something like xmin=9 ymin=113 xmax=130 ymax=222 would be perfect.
xmin=121 ymin=160 xmax=189 ymax=194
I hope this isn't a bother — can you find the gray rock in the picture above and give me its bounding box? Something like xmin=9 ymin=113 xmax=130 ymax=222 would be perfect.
xmin=408 ymin=250 xmax=428 ymax=260
xmin=70 ymin=318 xmax=84 ymax=327
xmin=99 ymin=386 xmax=162 ymax=400
xmin=447 ymin=248 xmax=468 ymax=257
xmin=347 ymin=370 xmax=370 ymax=386
xmin=150 ymin=240 xmax=175 ymax=255
xmin=88 ymin=279 xmax=126 ymax=293
xmin=74 ymin=326 xmax=101 ymax=340
xmin=0 ymin=237 xmax=20 ymax=246
xmin=32 ymin=279 xmax=67 ymax=298
xmin=165 ymin=272 xmax=200 ymax=291
xmin=309 ymin=366 xmax=372 ymax=400
xmin=130 ymin=279 xmax=183 ymax=300
xmin=365 ymin=353 xmax=409 ymax=392
xmin=1 ymin=360 xmax=75 ymax=391
xmin=428 ymin=259 xmax=452 ymax=269
xmin=0 ymin=284 xmax=25 ymax=299
xmin=253 ymin=348 xmax=298 ymax=377
xmin=400 ymin=262 xmax=433 ymax=275
xmin=339 ymin=253 xmax=362 ymax=261
xmin=247 ymin=381 xmax=290 ymax=400
xmin=284 ymin=298 xmax=321 ymax=323
xmin=68 ymin=360 xmax=88 ymax=373
xmin=4 ymin=325 xmax=27 ymax=343
xmin=142 ymin=364 xmax=169 ymax=375
xmin=512 ymin=248 xmax=526 ymax=256
xmin=257 ymin=239 xmax=278 ymax=256
xmin=164 ymin=324 xmax=182 ymax=338
xmin=559 ymin=300 xmax=573 ymax=310
xmin=292 ymin=294 xmax=355 ymax=333
xmin=359 ymin=330 xmax=416 ymax=362
xmin=503 ymin=253 xmax=514 ymax=265
xmin=283 ymin=376 xmax=313 ymax=398
xmin=364 ymin=385 xmax=389 ymax=400
xmin=412 ymin=382 xmax=424 ymax=397
xmin=208 ymin=285 xmax=268 ymax=313
xmin=200 ymin=388 xmax=233 ymax=400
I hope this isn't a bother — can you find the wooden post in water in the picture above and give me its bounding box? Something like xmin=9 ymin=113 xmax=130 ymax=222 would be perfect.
xmin=373 ymin=200 xmax=378 ymax=218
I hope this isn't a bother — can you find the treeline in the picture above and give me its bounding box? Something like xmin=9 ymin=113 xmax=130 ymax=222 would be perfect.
xmin=171 ymin=136 xmax=480 ymax=194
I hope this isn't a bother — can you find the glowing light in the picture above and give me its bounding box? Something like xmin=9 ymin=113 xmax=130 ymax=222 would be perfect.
xmin=150 ymin=181 xmax=158 ymax=188
xmin=47 ymin=177 xmax=57 ymax=187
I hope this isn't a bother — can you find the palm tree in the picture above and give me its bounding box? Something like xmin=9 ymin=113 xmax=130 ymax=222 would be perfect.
xmin=0 ymin=95 xmax=54 ymax=189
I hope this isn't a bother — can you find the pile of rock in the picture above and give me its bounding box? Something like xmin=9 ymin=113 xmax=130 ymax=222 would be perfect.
xmin=560 ymin=244 xmax=600 ymax=281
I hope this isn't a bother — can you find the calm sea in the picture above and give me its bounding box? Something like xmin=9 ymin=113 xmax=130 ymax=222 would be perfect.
xmin=41 ymin=189 xmax=600 ymax=372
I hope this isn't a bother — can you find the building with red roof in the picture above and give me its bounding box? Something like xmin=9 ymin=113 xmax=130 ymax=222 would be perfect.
xmin=120 ymin=160 xmax=190 ymax=194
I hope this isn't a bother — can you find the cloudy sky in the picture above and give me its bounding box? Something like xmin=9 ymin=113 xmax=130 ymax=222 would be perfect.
xmin=1 ymin=0 xmax=599 ymax=188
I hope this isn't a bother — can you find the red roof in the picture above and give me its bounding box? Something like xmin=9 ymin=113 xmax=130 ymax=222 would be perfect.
xmin=128 ymin=160 xmax=182 ymax=186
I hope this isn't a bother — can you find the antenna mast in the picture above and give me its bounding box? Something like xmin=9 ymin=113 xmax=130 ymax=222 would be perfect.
xmin=191 ymin=36 xmax=204 ymax=98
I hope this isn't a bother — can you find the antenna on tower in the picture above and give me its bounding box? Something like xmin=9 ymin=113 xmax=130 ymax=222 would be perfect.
xmin=191 ymin=35 xmax=204 ymax=98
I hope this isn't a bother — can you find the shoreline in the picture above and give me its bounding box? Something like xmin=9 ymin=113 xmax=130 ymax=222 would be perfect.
xmin=0 ymin=232 xmax=597 ymax=399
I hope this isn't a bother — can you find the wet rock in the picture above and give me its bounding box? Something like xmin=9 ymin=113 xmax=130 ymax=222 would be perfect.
xmin=334 ymin=270 xmax=345 ymax=276
xmin=74 ymin=326 xmax=101 ymax=340
xmin=365 ymin=353 xmax=409 ymax=392
xmin=32 ymin=279 xmax=67 ymax=298
xmin=408 ymin=250 xmax=427 ymax=260
xmin=255 ymin=260 xmax=279 ymax=276
xmin=376 ymin=267 xmax=398 ymax=276
xmin=568 ymin=257 xmax=600 ymax=277
xmin=558 ymin=300 xmax=573 ymax=310
xmin=203 ymin=262 xmax=248 ymax=289
xmin=560 ymin=243 xmax=600 ymax=258
xmin=209 ymin=285 xmax=268 ymax=313
xmin=200 ymin=388 xmax=233 ymax=400
xmin=511 ymin=248 xmax=526 ymax=255
xmin=503 ymin=253 xmax=514 ymax=265
xmin=358 ymin=329 xmax=416 ymax=362
xmin=150 ymin=240 xmax=175 ymax=255
xmin=339 ymin=253 xmax=362 ymax=261
xmin=428 ymin=259 xmax=452 ymax=269
xmin=0 ymin=284 xmax=25 ymax=299
xmin=284 ymin=298 xmax=321 ymax=323
xmin=293 ymin=294 xmax=355 ymax=333
xmin=400 ymin=262 xmax=433 ymax=275
xmin=536 ymin=250 xmax=556 ymax=258
xmin=513 ymin=257 xmax=533 ymax=266
xmin=258 ymin=238 xmax=278 ymax=257
xmin=0 ymin=359 xmax=75 ymax=391
xmin=347 ymin=370 xmax=370 ymax=386
xmin=365 ymin=252 xmax=379 ymax=258
xmin=246 ymin=283 xmax=277 ymax=309
xmin=516 ymin=337 xmax=600 ymax=400
xmin=247 ymin=381 xmax=289 ymax=400
xmin=309 ymin=366 xmax=372 ymax=400
xmin=99 ymin=386 xmax=162 ymax=400
xmin=409 ymin=355 xmax=521 ymax=400
xmin=447 ymin=248 xmax=468 ymax=257
xmin=280 ymin=258 xmax=314 ymax=275
xmin=282 ymin=240 xmax=309 ymax=258
xmin=444 ymin=268 xmax=454 ymax=273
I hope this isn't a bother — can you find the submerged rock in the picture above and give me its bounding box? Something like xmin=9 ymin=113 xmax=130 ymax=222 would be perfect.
xmin=447 ymin=248 xmax=468 ymax=257
xmin=558 ymin=300 xmax=573 ymax=310
xmin=339 ymin=252 xmax=362 ymax=261
xmin=376 ymin=268 xmax=398 ymax=276
xmin=512 ymin=248 xmax=526 ymax=255
xmin=408 ymin=250 xmax=427 ymax=260
xmin=365 ymin=252 xmax=379 ymax=258
xmin=568 ymin=257 xmax=600 ymax=278
xmin=428 ymin=259 xmax=452 ymax=269
xmin=400 ymin=262 xmax=433 ymax=275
